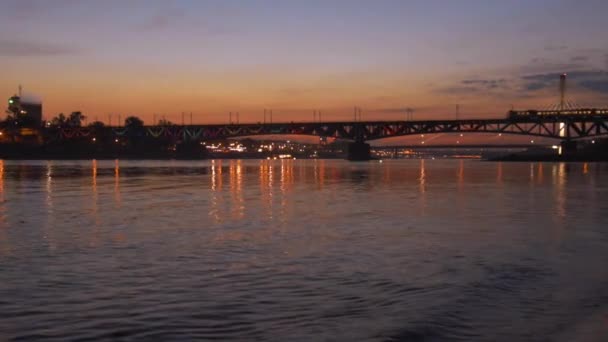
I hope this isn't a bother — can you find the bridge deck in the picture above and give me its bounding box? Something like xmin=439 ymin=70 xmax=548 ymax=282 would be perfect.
xmin=44 ymin=114 xmax=608 ymax=141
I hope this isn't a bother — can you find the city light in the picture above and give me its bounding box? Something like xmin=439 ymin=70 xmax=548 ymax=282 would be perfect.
xmin=228 ymin=145 xmax=246 ymax=152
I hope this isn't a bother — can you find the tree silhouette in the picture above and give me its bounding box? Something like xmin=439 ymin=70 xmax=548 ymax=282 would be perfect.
xmin=67 ymin=111 xmax=86 ymax=127
xmin=125 ymin=116 xmax=144 ymax=128
xmin=49 ymin=113 xmax=67 ymax=127
xmin=158 ymin=118 xmax=174 ymax=126
xmin=88 ymin=121 xmax=105 ymax=128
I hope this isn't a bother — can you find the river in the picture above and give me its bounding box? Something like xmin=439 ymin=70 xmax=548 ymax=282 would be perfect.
xmin=1 ymin=159 xmax=608 ymax=341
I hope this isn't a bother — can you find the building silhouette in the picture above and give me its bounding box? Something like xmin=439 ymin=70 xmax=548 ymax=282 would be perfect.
xmin=7 ymin=95 xmax=42 ymax=126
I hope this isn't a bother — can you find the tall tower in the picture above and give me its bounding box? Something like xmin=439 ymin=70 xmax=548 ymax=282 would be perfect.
xmin=559 ymin=73 xmax=567 ymax=111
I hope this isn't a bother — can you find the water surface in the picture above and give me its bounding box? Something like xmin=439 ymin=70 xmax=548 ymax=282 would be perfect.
xmin=1 ymin=159 xmax=608 ymax=341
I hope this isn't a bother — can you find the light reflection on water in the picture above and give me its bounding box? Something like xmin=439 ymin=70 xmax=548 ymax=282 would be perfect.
xmin=0 ymin=159 xmax=608 ymax=341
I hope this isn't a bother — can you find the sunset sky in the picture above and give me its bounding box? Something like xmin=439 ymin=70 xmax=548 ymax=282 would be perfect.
xmin=2 ymin=0 xmax=608 ymax=125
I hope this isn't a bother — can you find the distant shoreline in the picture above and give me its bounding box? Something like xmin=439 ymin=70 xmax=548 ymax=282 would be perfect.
xmin=486 ymin=155 xmax=608 ymax=162
xmin=1 ymin=156 xmax=607 ymax=162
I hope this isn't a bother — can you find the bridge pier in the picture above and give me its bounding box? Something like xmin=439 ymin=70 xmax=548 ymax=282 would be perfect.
xmin=560 ymin=140 xmax=578 ymax=156
xmin=346 ymin=123 xmax=372 ymax=161
xmin=347 ymin=141 xmax=372 ymax=161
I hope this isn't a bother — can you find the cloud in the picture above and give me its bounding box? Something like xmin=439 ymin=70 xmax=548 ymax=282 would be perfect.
xmin=136 ymin=7 xmax=237 ymax=37
xmin=434 ymin=78 xmax=511 ymax=96
xmin=521 ymin=70 xmax=608 ymax=94
xmin=579 ymin=80 xmax=608 ymax=93
xmin=544 ymin=45 xmax=568 ymax=52
xmin=435 ymin=85 xmax=481 ymax=95
xmin=544 ymin=45 xmax=568 ymax=51
xmin=139 ymin=8 xmax=186 ymax=30
xmin=3 ymin=0 xmax=80 ymax=20
xmin=461 ymin=78 xmax=508 ymax=89
xmin=435 ymin=69 xmax=608 ymax=99
xmin=530 ymin=57 xmax=547 ymax=64
xmin=570 ymin=56 xmax=589 ymax=63
xmin=522 ymin=71 xmax=607 ymax=83
xmin=521 ymin=57 xmax=587 ymax=74
xmin=0 ymin=39 xmax=81 ymax=57
xmin=524 ymin=82 xmax=547 ymax=91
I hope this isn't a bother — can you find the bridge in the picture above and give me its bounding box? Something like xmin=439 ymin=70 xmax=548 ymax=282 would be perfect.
xmin=52 ymin=114 xmax=608 ymax=141
xmin=45 ymin=113 xmax=608 ymax=160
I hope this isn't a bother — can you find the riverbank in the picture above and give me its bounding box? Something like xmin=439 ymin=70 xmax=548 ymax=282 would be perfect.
xmin=487 ymin=152 xmax=608 ymax=162
xmin=487 ymin=154 xmax=608 ymax=162
xmin=0 ymin=143 xmax=344 ymax=160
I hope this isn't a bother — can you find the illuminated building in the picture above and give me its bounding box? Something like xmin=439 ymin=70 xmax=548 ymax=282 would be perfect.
xmin=7 ymin=94 xmax=43 ymax=126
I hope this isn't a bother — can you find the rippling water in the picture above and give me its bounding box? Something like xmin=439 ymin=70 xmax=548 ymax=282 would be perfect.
xmin=1 ymin=159 xmax=608 ymax=341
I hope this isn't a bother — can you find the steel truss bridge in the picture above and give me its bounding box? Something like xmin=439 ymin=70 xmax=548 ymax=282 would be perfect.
xmin=52 ymin=114 xmax=608 ymax=142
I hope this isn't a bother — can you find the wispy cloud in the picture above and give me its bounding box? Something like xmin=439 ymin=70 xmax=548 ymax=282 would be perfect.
xmin=521 ymin=70 xmax=608 ymax=94
xmin=433 ymin=67 xmax=608 ymax=99
xmin=136 ymin=6 xmax=237 ymax=37
xmin=3 ymin=0 xmax=80 ymax=20
xmin=521 ymin=57 xmax=587 ymax=74
xmin=523 ymin=82 xmax=547 ymax=91
xmin=544 ymin=45 xmax=568 ymax=52
xmin=0 ymin=39 xmax=81 ymax=57
xmin=579 ymin=80 xmax=608 ymax=93
xmin=434 ymin=78 xmax=511 ymax=96
xmin=139 ymin=8 xmax=186 ymax=31
xmin=435 ymin=85 xmax=483 ymax=95
xmin=570 ymin=56 xmax=589 ymax=63
xmin=461 ymin=79 xmax=508 ymax=89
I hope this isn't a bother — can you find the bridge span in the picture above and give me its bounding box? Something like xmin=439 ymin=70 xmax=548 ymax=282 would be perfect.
xmin=53 ymin=114 xmax=608 ymax=141
xmin=47 ymin=114 xmax=608 ymax=160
